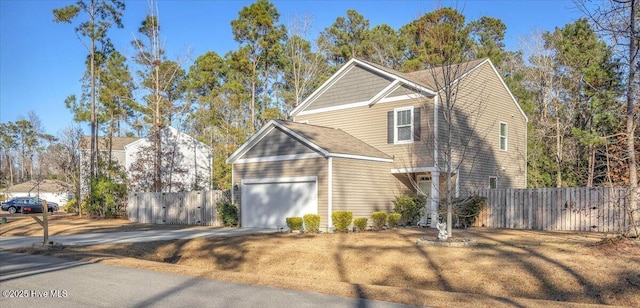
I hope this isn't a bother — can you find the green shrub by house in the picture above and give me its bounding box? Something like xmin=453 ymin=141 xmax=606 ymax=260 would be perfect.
xmin=303 ymin=214 xmax=321 ymax=233
xmin=331 ymin=211 xmax=353 ymax=232
xmin=354 ymin=217 xmax=368 ymax=232
xmin=439 ymin=195 xmax=486 ymax=228
xmin=392 ymin=194 xmax=426 ymax=226
xmin=387 ymin=213 xmax=401 ymax=228
xmin=286 ymin=217 xmax=303 ymax=231
xmin=217 ymin=202 xmax=238 ymax=227
xmin=371 ymin=211 xmax=388 ymax=230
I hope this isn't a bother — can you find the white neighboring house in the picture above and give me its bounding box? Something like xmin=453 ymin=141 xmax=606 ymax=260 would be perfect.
xmin=3 ymin=180 xmax=73 ymax=206
xmin=79 ymin=126 xmax=213 ymax=196
xmin=124 ymin=126 xmax=213 ymax=192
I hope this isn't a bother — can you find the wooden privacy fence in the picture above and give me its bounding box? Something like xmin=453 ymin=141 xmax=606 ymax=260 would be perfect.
xmin=127 ymin=190 xmax=229 ymax=225
xmin=473 ymin=187 xmax=638 ymax=232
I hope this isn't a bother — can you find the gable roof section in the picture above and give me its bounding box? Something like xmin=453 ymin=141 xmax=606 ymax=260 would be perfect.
xmin=405 ymin=58 xmax=487 ymax=90
xmin=80 ymin=136 xmax=140 ymax=151
xmin=6 ymin=179 xmax=73 ymax=194
xmin=291 ymin=57 xmax=527 ymax=123
xmin=289 ymin=58 xmax=437 ymax=117
xmin=123 ymin=126 xmax=212 ymax=151
xmin=226 ymin=120 xmax=392 ymax=164
xmin=405 ymin=58 xmax=527 ymax=122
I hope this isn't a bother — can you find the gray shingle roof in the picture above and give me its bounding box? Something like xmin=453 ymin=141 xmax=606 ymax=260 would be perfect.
xmin=5 ymin=179 xmax=73 ymax=193
xmin=404 ymin=58 xmax=488 ymax=90
xmin=80 ymin=136 xmax=140 ymax=151
xmin=276 ymin=120 xmax=391 ymax=160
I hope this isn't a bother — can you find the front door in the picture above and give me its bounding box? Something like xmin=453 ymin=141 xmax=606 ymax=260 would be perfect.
xmin=417 ymin=175 xmax=431 ymax=198
xmin=417 ymin=175 xmax=432 ymax=227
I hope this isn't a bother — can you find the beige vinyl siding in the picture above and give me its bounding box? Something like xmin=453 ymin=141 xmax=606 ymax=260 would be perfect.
xmin=331 ymin=158 xmax=397 ymax=219
xmin=391 ymin=174 xmax=416 ymax=196
xmin=242 ymin=127 xmax=316 ymax=159
xmin=297 ymin=97 xmax=435 ymax=170
xmin=389 ymin=85 xmax=417 ymax=97
xmin=437 ymin=62 xmax=527 ymax=192
xmin=232 ymin=158 xmax=329 ymax=227
xmin=306 ymin=66 xmax=394 ymax=111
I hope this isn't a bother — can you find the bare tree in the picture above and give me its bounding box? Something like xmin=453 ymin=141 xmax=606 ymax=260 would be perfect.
xmin=578 ymin=0 xmax=639 ymax=236
xmin=282 ymin=13 xmax=328 ymax=111
xmin=131 ymin=0 xmax=187 ymax=192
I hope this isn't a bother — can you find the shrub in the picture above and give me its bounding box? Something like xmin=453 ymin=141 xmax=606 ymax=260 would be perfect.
xmin=371 ymin=211 xmax=388 ymax=230
xmin=286 ymin=217 xmax=304 ymax=231
xmin=217 ymin=202 xmax=238 ymax=227
xmin=392 ymin=194 xmax=426 ymax=226
xmin=331 ymin=211 xmax=353 ymax=232
xmin=63 ymin=198 xmax=78 ymax=214
xmin=439 ymin=195 xmax=486 ymax=228
xmin=303 ymin=214 xmax=321 ymax=233
xmin=354 ymin=217 xmax=368 ymax=232
xmin=387 ymin=213 xmax=401 ymax=228
xmin=85 ymin=175 xmax=127 ymax=218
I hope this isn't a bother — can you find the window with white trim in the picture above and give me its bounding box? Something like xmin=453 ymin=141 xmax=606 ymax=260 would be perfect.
xmin=489 ymin=176 xmax=498 ymax=189
xmin=499 ymin=122 xmax=508 ymax=151
xmin=395 ymin=106 xmax=413 ymax=144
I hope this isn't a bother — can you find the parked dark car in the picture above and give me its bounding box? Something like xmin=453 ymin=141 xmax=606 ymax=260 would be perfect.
xmin=1 ymin=197 xmax=59 ymax=214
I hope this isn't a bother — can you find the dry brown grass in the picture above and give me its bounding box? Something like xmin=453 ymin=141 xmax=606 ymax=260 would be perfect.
xmin=6 ymin=216 xmax=639 ymax=307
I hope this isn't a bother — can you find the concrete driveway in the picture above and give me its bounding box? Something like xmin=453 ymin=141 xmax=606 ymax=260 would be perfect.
xmin=0 ymin=228 xmax=276 ymax=250
xmin=0 ymin=251 xmax=419 ymax=308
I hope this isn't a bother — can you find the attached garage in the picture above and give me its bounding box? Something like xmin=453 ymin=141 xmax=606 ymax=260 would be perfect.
xmin=241 ymin=177 xmax=318 ymax=228
xmin=227 ymin=120 xmax=395 ymax=230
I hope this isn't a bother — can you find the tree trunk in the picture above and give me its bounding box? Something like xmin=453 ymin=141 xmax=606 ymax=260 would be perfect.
xmin=587 ymin=146 xmax=595 ymax=187
xmin=154 ymin=62 xmax=162 ymax=193
xmin=555 ymin=110 xmax=562 ymax=188
xmin=627 ymin=0 xmax=639 ymax=236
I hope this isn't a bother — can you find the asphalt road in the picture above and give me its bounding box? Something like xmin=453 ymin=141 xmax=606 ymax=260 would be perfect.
xmin=0 ymin=251 xmax=419 ymax=308
xmin=0 ymin=227 xmax=278 ymax=250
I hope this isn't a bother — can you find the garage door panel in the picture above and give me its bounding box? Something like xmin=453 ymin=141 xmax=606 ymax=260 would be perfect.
xmin=242 ymin=180 xmax=317 ymax=228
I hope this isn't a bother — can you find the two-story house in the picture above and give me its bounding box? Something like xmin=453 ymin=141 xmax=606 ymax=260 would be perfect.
xmin=80 ymin=126 xmax=213 ymax=196
xmin=226 ymin=58 xmax=527 ymax=229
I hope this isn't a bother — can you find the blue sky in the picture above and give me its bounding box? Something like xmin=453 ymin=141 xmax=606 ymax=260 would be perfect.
xmin=0 ymin=0 xmax=585 ymax=136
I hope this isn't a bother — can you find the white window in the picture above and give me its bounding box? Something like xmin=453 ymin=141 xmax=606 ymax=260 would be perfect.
xmin=395 ymin=106 xmax=413 ymax=144
xmin=489 ymin=176 xmax=498 ymax=189
xmin=499 ymin=122 xmax=508 ymax=151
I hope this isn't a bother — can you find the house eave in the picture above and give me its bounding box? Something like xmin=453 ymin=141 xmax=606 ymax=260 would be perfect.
xmin=289 ymin=58 xmax=436 ymax=118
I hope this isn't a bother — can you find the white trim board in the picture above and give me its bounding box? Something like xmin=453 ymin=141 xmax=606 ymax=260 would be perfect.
xmin=391 ymin=167 xmax=440 ymax=174
xmin=242 ymin=176 xmax=318 ymax=185
xmin=297 ymin=93 xmax=426 ymax=117
xmin=330 ymin=153 xmax=393 ymax=163
xmin=235 ymin=153 xmax=322 ymax=164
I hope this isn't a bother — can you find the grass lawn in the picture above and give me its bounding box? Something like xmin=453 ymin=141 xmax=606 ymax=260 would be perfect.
xmin=3 ymin=216 xmax=639 ymax=307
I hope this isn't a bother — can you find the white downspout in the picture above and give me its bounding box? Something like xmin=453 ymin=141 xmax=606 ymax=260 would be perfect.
xmin=327 ymin=157 xmax=333 ymax=231
xmin=230 ymin=166 xmax=235 ymax=203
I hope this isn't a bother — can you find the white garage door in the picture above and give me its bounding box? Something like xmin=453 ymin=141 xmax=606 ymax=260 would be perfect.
xmin=241 ymin=176 xmax=318 ymax=228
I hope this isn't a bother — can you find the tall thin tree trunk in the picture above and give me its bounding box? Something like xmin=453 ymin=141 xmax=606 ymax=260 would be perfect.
xmin=627 ymin=0 xmax=639 ymax=236
xmin=627 ymin=0 xmax=638 ymax=188
xmin=555 ymin=109 xmax=562 ymax=188
xmin=251 ymin=78 xmax=256 ymax=132
xmin=154 ymin=63 xmax=161 ymax=193
xmin=587 ymin=146 xmax=595 ymax=187
xmin=8 ymin=155 xmax=13 ymax=187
